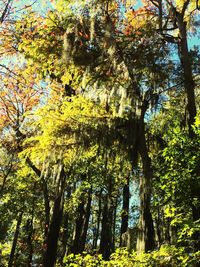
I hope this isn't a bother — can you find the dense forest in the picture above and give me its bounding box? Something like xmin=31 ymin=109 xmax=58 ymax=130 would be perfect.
xmin=0 ymin=0 xmax=200 ymax=266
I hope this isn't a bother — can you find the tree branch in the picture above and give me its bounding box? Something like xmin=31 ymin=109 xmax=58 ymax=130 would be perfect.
xmin=26 ymin=157 xmax=41 ymax=177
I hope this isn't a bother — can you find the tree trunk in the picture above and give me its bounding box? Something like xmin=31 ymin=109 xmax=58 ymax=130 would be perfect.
xmin=136 ymin=106 xmax=155 ymax=252
xmin=112 ymin=196 xmax=118 ymax=249
xmin=42 ymin=179 xmax=50 ymax=240
xmin=59 ymin=212 xmax=69 ymax=264
xmin=93 ymin=190 xmax=102 ymax=250
xmin=155 ymin=206 xmax=161 ymax=248
xmin=99 ymin=195 xmax=113 ymax=260
xmin=59 ymin=188 xmax=71 ymax=264
xmin=120 ymin=177 xmax=130 ymax=246
xmin=177 ymin=16 xmax=196 ymax=138
xmin=79 ymin=188 xmax=92 ymax=252
xmin=71 ymin=197 xmax=85 ymax=254
xmin=8 ymin=211 xmax=23 ymax=267
xmin=26 ymin=217 xmax=34 ymax=266
xmin=43 ymin=194 xmax=64 ymax=267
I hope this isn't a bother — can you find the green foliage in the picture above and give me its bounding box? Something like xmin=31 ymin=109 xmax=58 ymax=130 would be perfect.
xmin=62 ymin=246 xmax=200 ymax=267
xmin=0 ymin=0 xmax=200 ymax=266
xmin=63 ymin=252 xmax=104 ymax=267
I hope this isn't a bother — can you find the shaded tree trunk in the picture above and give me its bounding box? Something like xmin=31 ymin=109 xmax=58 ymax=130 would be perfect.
xmin=43 ymin=194 xmax=64 ymax=267
xmin=8 ymin=211 xmax=23 ymax=267
xmin=71 ymin=197 xmax=85 ymax=254
xmin=59 ymin=187 xmax=71 ymax=264
xmin=26 ymin=202 xmax=35 ymax=266
xmin=99 ymin=194 xmax=113 ymax=260
xmin=43 ymin=165 xmax=66 ymax=267
xmin=152 ymin=0 xmax=200 ymax=249
xmin=112 ymin=196 xmax=118 ymax=249
xmin=59 ymin=212 xmax=69 ymax=264
xmin=120 ymin=177 xmax=130 ymax=246
xmin=93 ymin=190 xmax=102 ymax=250
xmin=136 ymin=104 xmax=155 ymax=252
xmin=71 ymin=188 xmax=92 ymax=254
xmin=155 ymin=206 xmax=162 ymax=248
xmin=42 ymin=178 xmax=50 ymax=240
xmin=79 ymin=188 xmax=92 ymax=252
xmin=177 ymin=14 xmax=196 ymax=138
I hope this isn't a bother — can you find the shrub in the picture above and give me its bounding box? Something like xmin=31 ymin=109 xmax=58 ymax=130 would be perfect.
xmin=62 ymin=246 xmax=200 ymax=267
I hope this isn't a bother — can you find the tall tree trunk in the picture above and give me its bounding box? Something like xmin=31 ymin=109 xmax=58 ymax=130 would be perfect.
xmin=112 ymin=196 xmax=118 ymax=249
xmin=99 ymin=202 xmax=110 ymax=259
xmin=43 ymin=163 xmax=66 ymax=267
xmin=42 ymin=178 xmax=50 ymax=240
xmin=8 ymin=211 xmax=23 ymax=267
xmin=79 ymin=188 xmax=92 ymax=252
xmin=136 ymin=105 xmax=155 ymax=252
xmin=27 ymin=183 xmax=36 ymax=266
xmin=152 ymin=2 xmax=199 ymax=249
xmin=59 ymin=212 xmax=69 ymax=264
xmin=177 ymin=16 xmax=196 ymax=138
xmin=26 ymin=213 xmax=34 ymax=266
xmin=59 ymin=187 xmax=71 ymax=264
xmin=155 ymin=206 xmax=161 ymax=247
xmin=26 ymin=218 xmax=33 ymax=267
xmin=71 ymin=197 xmax=85 ymax=254
xmin=120 ymin=177 xmax=130 ymax=246
xmin=99 ymin=194 xmax=113 ymax=260
xmin=43 ymin=194 xmax=64 ymax=267
xmin=93 ymin=190 xmax=102 ymax=250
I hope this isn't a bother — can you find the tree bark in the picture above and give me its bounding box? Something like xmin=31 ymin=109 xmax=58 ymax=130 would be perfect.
xmin=177 ymin=15 xmax=196 ymax=138
xmin=99 ymin=194 xmax=113 ymax=260
xmin=59 ymin=187 xmax=71 ymax=264
xmin=43 ymin=165 xmax=66 ymax=267
xmin=43 ymin=194 xmax=64 ymax=267
xmin=120 ymin=177 xmax=130 ymax=246
xmin=26 ymin=195 xmax=35 ymax=267
xmin=79 ymin=188 xmax=92 ymax=252
xmin=42 ymin=178 xmax=50 ymax=240
xmin=93 ymin=190 xmax=102 ymax=250
xmin=136 ymin=104 xmax=155 ymax=252
xmin=8 ymin=211 xmax=23 ymax=267
xmin=59 ymin=212 xmax=69 ymax=264
xmin=71 ymin=197 xmax=85 ymax=254
xmin=112 ymin=196 xmax=118 ymax=249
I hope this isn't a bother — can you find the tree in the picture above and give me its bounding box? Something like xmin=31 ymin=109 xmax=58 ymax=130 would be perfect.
xmin=0 ymin=0 xmax=199 ymax=265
